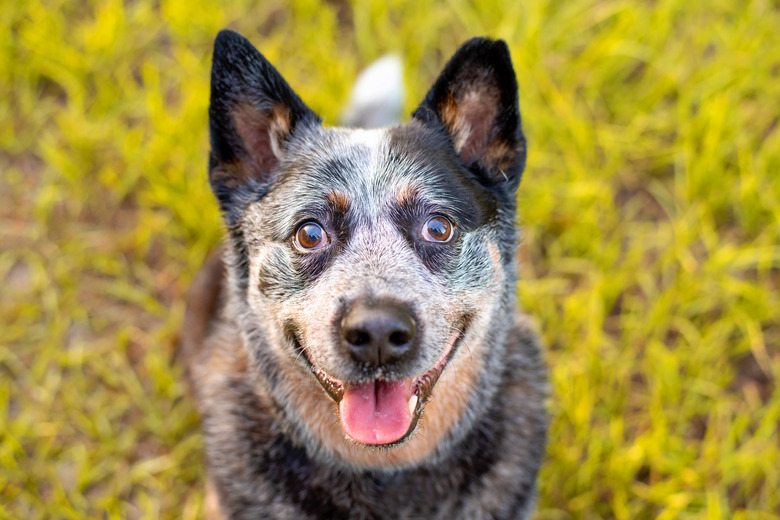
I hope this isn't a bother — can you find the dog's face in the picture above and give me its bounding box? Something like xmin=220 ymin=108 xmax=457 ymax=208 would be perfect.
xmin=208 ymin=31 xmax=526 ymax=466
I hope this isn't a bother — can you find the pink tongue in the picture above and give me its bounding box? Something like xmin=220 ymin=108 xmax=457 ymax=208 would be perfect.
xmin=339 ymin=379 xmax=413 ymax=445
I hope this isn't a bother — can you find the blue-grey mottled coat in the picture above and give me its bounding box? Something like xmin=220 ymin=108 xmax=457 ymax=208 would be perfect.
xmin=180 ymin=30 xmax=547 ymax=520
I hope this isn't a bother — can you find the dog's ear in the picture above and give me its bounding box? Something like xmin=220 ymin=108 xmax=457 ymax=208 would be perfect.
xmin=208 ymin=30 xmax=320 ymax=214
xmin=413 ymin=38 xmax=526 ymax=189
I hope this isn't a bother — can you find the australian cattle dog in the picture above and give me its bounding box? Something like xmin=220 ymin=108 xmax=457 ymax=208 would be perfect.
xmin=180 ymin=29 xmax=547 ymax=519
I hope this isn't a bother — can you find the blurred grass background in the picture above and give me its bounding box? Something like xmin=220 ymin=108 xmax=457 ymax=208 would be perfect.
xmin=1 ymin=0 xmax=779 ymax=518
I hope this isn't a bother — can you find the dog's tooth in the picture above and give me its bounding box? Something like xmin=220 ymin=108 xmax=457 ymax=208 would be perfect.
xmin=408 ymin=394 xmax=418 ymax=416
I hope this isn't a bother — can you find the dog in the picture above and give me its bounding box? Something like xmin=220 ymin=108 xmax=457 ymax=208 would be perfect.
xmin=179 ymin=29 xmax=547 ymax=519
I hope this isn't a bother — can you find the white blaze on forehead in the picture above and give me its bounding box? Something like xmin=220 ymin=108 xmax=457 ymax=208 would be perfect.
xmin=346 ymin=127 xmax=384 ymax=174
xmin=340 ymin=128 xmax=392 ymax=218
xmin=341 ymin=127 xmax=432 ymax=214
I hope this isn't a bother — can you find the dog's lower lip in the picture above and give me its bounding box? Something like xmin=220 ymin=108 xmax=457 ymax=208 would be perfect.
xmin=406 ymin=320 xmax=467 ymax=416
xmin=291 ymin=333 xmax=345 ymax=402
xmin=311 ymin=363 xmax=344 ymax=402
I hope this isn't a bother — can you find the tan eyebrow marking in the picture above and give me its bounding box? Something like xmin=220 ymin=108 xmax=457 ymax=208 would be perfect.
xmin=395 ymin=183 xmax=418 ymax=207
xmin=326 ymin=191 xmax=350 ymax=213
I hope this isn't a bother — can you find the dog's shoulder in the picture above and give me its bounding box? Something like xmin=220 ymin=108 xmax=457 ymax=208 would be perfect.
xmin=180 ymin=247 xmax=226 ymax=363
xmin=179 ymin=247 xmax=249 ymax=405
xmin=505 ymin=312 xmax=549 ymax=433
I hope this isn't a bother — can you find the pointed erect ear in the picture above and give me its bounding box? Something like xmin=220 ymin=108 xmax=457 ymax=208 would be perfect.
xmin=208 ymin=30 xmax=320 ymax=213
xmin=413 ymin=38 xmax=526 ymax=188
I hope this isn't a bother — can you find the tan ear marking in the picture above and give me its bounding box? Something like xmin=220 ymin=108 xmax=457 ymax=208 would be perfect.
xmin=210 ymin=161 xmax=252 ymax=189
xmin=482 ymin=140 xmax=518 ymax=176
xmin=439 ymin=86 xmax=500 ymax=165
xmin=231 ymin=103 xmax=293 ymax=177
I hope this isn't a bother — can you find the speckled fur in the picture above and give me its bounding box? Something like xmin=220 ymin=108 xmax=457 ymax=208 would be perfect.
xmin=180 ymin=30 xmax=547 ymax=519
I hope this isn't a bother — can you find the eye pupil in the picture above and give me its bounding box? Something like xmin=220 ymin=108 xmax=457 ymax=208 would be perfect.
xmin=428 ymin=218 xmax=448 ymax=239
xmin=296 ymin=222 xmax=325 ymax=249
xmin=423 ymin=216 xmax=453 ymax=243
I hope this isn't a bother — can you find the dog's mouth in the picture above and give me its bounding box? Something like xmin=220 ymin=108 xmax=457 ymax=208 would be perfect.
xmin=294 ymin=319 xmax=469 ymax=446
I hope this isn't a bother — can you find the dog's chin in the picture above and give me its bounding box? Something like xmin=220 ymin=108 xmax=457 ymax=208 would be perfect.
xmin=295 ymin=320 xmax=468 ymax=447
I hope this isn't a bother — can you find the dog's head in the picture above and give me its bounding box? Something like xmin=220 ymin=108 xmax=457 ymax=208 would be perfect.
xmin=208 ymin=30 xmax=526 ymax=467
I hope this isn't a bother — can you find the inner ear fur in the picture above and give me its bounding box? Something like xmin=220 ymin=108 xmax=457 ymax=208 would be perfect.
xmin=413 ymin=37 xmax=526 ymax=187
xmin=230 ymin=103 xmax=292 ymax=179
xmin=208 ymin=30 xmax=320 ymax=211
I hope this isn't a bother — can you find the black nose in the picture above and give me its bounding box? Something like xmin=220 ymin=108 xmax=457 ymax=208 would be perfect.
xmin=341 ymin=301 xmax=417 ymax=366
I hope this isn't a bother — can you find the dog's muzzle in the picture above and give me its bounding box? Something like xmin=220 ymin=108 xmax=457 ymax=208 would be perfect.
xmin=297 ymin=301 xmax=470 ymax=447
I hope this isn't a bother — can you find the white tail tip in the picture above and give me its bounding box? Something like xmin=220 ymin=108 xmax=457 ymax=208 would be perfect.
xmin=342 ymin=54 xmax=404 ymax=129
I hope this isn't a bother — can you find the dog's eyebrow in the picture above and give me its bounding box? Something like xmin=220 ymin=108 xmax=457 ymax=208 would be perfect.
xmin=326 ymin=191 xmax=350 ymax=214
xmin=395 ymin=184 xmax=418 ymax=207
xmin=391 ymin=182 xmax=481 ymax=231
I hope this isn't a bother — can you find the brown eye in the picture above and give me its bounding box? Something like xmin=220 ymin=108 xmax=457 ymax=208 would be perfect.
xmin=421 ymin=216 xmax=454 ymax=243
xmin=295 ymin=222 xmax=328 ymax=250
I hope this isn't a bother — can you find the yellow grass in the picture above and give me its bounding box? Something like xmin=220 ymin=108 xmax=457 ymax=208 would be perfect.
xmin=1 ymin=0 xmax=779 ymax=517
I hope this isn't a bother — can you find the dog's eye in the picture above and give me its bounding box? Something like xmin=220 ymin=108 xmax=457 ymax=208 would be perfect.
xmin=421 ymin=216 xmax=454 ymax=243
xmin=295 ymin=222 xmax=329 ymax=250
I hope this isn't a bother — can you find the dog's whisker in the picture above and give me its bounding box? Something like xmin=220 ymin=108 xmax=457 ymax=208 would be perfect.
xmin=292 ymin=341 xmax=310 ymax=366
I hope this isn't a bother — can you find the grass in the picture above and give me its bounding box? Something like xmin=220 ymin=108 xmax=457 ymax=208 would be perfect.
xmin=1 ymin=0 xmax=779 ymax=518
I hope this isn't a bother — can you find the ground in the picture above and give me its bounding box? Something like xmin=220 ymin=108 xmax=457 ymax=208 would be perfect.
xmin=1 ymin=0 xmax=779 ymax=518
